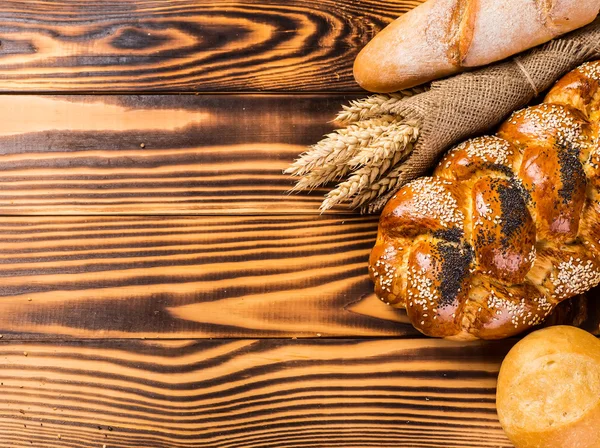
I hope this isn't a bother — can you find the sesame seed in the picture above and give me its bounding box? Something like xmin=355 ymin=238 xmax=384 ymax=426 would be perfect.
xmin=577 ymin=61 xmax=600 ymax=81
xmin=445 ymin=136 xmax=513 ymax=168
xmin=552 ymin=256 xmax=600 ymax=299
xmin=404 ymin=178 xmax=464 ymax=227
xmin=509 ymin=104 xmax=586 ymax=148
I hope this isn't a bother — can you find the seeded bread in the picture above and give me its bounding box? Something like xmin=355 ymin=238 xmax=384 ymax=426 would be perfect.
xmin=369 ymin=61 xmax=600 ymax=340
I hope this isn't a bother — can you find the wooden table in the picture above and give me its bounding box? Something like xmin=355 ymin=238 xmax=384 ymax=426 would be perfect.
xmin=3 ymin=1 xmax=596 ymax=446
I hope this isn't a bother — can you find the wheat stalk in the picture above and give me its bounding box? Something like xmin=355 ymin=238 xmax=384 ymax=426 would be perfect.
xmin=348 ymin=121 xmax=419 ymax=168
xmin=286 ymin=116 xmax=398 ymax=191
xmin=320 ymin=122 xmax=419 ymax=211
xmin=352 ymin=164 xmax=406 ymax=211
xmin=364 ymin=171 xmax=410 ymax=214
xmin=285 ymin=87 xmax=428 ymax=212
xmin=335 ymin=87 xmax=427 ymax=125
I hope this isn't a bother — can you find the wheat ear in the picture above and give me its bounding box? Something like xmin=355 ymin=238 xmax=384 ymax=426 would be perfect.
xmin=335 ymin=87 xmax=427 ymax=125
xmin=286 ymin=116 xmax=398 ymax=191
xmin=320 ymin=122 xmax=419 ymax=211
xmin=348 ymin=121 xmax=419 ymax=168
xmin=352 ymin=165 xmax=407 ymax=212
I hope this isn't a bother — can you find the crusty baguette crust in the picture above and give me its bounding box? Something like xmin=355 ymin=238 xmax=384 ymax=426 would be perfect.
xmin=354 ymin=0 xmax=600 ymax=93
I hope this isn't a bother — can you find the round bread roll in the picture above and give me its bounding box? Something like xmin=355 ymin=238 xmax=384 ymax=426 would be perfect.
xmin=497 ymin=326 xmax=600 ymax=447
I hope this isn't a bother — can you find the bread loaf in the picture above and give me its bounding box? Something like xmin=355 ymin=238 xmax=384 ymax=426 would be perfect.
xmin=354 ymin=0 xmax=600 ymax=93
xmin=369 ymin=60 xmax=600 ymax=340
xmin=497 ymin=326 xmax=600 ymax=447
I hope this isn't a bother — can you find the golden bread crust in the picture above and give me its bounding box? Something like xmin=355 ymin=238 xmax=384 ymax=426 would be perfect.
xmin=370 ymin=60 xmax=600 ymax=339
xmin=497 ymin=326 xmax=600 ymax=447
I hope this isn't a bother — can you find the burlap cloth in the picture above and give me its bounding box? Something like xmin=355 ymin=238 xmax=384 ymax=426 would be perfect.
xmin=368 ymin=18 xmax=600 ymax=213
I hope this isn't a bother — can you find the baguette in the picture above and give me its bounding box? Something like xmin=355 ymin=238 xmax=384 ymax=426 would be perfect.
xmin=354 ymin=0 xmax=600 ymax=93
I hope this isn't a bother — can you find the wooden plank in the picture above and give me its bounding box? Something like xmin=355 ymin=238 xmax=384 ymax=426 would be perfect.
xmin=0 ymin=214 xmax=595 ymax=340
xmin=0 ymin=94 xmax=358 ymax=215
xmin=0 ymin=338 xmax=513 ymax=447
xmin=0 ymin=0 xmax=423 ymax=93
xmin=0 ymin=215 xmax=424 ymax=339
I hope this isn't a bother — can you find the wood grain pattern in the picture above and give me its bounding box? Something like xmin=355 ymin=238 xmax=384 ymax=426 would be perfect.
xmin=0 ymin=215 xmax=420 ymax=339
xmin=0 ymin=214 xmax=595 ymax=340
xmin=0 ymin=0 xmax=423 ymax=93
xmin=0 ymin=338 xmax=513 ymax=447
xmin=0 ymin=94 xmax=358 ymax=215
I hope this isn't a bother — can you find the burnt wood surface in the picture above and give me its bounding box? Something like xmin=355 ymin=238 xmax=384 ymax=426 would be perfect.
xmin=0 ymin=94 xmax=355 ymax=215
xmin=0 ymin=338 xmax=513 ymax=447
xmin=0 ymin=215 xmax=419 ymax=339
xmin=0 ymin=0 xmax=423 ymax=93
xmin=0 ymin=0 xmax=589 ymax=446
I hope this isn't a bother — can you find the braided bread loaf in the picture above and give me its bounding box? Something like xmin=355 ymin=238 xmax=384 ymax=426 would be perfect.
xmin=370 ymin=60 xmax=600 ymax=340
